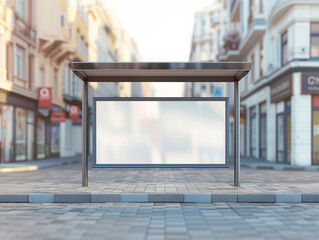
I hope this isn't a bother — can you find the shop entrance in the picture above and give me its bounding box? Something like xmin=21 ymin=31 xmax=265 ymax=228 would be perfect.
xmin=276 ymin=100 xmax=291 ymax=163
xmin=250 ymin=106 xmax=257 ymax=157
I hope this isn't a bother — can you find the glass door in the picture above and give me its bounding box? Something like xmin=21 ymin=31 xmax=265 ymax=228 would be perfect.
xmin=259 ymin=103 xmax=267 ymax=159
xmin=27 ymin=111 xmax=34 ymax=161
xmin=50 ymin=123 xmax=60 ymax=156
xmin=240 ymin=119 xmax=246 ymax=156
xmin=15 ymin=108 xmax=27 ymax=161
xmin=277 ymin=113 xmax=291 ymax=163
xmin=277 ymin=114 xmax=284 ymax=162
xmin=36 ymin=117 xmax=45 ymax=158
xmin=250 ymin=107 xmax=257 ymax=157
xmin=286 ymin=114 xmax=291 ymax=163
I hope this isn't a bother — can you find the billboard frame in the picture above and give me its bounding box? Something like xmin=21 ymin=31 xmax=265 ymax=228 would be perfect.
xmin=93 ymin=97 xmax=229 ymax=168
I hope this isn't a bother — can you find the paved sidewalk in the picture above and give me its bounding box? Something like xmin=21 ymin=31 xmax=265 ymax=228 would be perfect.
xmin=0 ymin=162 xmax=319 ymax=203
xmin=1 ymin=202 xmax=319 ymax=240
xmin=0 ymin=156 xmax=81 ymax=172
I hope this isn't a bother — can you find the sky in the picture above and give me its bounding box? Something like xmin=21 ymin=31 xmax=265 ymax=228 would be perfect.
xmin=104 ymin=0 xmax=213 ymax=62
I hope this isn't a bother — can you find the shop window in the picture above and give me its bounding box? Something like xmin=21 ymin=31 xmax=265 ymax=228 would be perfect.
xmin=311 ymin=23 xmax=319 ymax=58
xmin=313 ymin=95 xmax=319 ymax=164
xmin=15 ymin=108 xmax=27 ymax=161
xmin=277 ymin=114 xmax=284 ymax=162
xmin=36 ymin=118 xmax=45 ymax=158
xmin=240 ymin=118 xmax=246 ymax=156
xmin=276 ymin=100 xmax=291 ymax=163
xmin=250 ymin=106 xmax=257 ymax=157
xmin=259 ymin=102 xmax=267 ymax=159
xmin=27 ymin=111 xmax=34 ymax=161
xmin=0 ymin=105 xmax=14 ymax=163
xmin=281 ymin=31 xmax=288 ymax=65
xmin=51 ymin=123 xmax=60 ymax=155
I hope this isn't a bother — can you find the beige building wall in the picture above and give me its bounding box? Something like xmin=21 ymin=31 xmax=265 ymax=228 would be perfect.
xmin=0 ymin=0 xmax=6 ymax=82
xmin=0 ymin=0 xmax=37 ymax=100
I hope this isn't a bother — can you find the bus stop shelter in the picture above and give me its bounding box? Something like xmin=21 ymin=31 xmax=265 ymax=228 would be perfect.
xmin=71 ymin=62 xmax=251 ymax=187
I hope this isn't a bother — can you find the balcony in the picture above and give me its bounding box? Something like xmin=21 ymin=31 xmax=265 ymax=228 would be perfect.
xmin=230 ymin=0 xmax=240 ymax=22
xmin=38 ymin=36 xmax=75 ymax=64
xmin=219 ymin=18 xmax=267 ymax=61
xmin=219 ymin=31 xmax=241 ymax=61
xmin=14 ymin=15 xmax=36 ymax=44
xmin=242 ymin=17 xmax=267 ymax=55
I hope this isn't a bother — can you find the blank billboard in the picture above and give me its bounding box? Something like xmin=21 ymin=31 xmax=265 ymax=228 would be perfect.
xmin=93 ymin=98 xmax=228 ymax=167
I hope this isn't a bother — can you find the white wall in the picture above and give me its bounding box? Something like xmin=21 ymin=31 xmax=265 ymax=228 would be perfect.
xmin=291 ymin=72 xmax=312 ymax=166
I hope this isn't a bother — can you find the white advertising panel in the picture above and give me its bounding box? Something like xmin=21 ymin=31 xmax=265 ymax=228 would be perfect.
xmin=94 ymin=98 xmax=228 ymax=167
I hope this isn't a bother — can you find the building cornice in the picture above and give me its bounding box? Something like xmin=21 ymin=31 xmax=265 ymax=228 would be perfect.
xmin=269 ymin=0 xmax=319 ymax=25
xmin=241 ymin=60 xmax=319 ymax=101
xmin=0 ymin=80 xmax=37 ymax=100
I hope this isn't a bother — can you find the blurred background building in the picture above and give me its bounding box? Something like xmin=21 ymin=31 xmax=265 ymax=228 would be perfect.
xmin=187 ymin=0 xmax=227 ymax=98
xmin=0 ymin=0 xmax=143 ymax=163
xmin=1 ymin=0 xmax=319 ymax=167
xmin=188 ymin=0 xmax=319 ymax=166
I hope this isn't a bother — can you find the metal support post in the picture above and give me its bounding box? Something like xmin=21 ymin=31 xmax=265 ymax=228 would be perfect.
xmin=82 ymin=81 xmax=89 ymax=187
xmin=234 ymin=81 xmax=240 ymax=187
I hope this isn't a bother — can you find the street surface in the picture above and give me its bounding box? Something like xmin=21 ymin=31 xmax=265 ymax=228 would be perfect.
xmin=0 ymin=202 xmax=319 ymax=240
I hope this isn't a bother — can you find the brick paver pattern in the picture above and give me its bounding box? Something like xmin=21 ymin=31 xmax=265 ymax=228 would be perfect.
xmin=0 ymin=163 xmax=319 ymax=194
xmin=0 ymin=203 xmax=319 ymax=240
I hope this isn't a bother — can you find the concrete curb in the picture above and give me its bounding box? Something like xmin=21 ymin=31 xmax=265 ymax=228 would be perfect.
xmin=241 ymin=163 xmax=319 ymax=171
xmin=0 ymin=193 xmax=318 ymax=203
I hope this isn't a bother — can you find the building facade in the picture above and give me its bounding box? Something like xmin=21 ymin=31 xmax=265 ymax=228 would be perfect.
xmin=187 ymin=0 xmax=228 ymax=98
xmin=217 ymin=0 xmax=319 ymax=166
xmin=0 ymin=0 xmax=38 ymax=162
xmin=0 ymin=0 xmax=143 ymax=163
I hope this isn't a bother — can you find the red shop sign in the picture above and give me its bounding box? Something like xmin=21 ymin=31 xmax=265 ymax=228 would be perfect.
xmin=69 ymin=105 xmax=80 ymax=121
xmin=38 ymin=87 xmax=52 ymax=108
xmin=51 ymin=111 xmax=65 ymax=123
